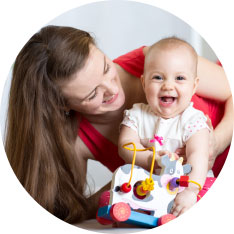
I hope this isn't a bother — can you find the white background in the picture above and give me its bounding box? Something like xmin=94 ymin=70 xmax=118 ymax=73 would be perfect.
xmin=0 ymin=0 xmax=233 ymax=234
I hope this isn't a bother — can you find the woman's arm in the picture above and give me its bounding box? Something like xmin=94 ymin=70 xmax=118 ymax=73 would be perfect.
xmin=213 ymin=96 xmax=233 ymax=154
xmin=197 ymin=56 xmax=231 ymax=101
xmin=207 ymin=96 xmax=233 ymax=169
xmin=197 ymin=56 xmax=233 ymax=159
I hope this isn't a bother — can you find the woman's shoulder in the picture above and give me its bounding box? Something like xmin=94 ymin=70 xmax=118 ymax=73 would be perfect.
xmin=113 ymin=46 xmax=145 ymax=78
xmin=113 ymin=45 xmax=145 ymax=74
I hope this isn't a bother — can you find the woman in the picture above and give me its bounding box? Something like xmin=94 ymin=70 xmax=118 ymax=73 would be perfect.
xmin=5 ymin=25 xmax=233 ymax=223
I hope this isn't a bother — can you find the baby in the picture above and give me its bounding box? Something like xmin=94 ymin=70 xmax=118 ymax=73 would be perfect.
xmin=118 ymin=37 xmax=211 ymax=216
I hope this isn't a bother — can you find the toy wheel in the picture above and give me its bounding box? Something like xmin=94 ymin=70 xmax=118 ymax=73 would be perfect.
xmin=158 ymin=214 xmax=176 ymax=226
xmin=98 ymin=190 xmax=110 ymax=207
xmin=110 ymin=202 xmax=131 ymax=222
xmin=96 ymin=211 xmax=114 ymax=225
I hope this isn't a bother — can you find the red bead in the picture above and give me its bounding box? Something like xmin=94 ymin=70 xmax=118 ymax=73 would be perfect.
xmin=179 ymin=175 xmax=189 ymax=187
xmin=121 ymin=183 xmax=132 ymax=193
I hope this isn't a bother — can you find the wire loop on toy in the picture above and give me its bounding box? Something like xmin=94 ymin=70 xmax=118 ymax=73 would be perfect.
xmin=188 ymin=180 xmax=202 ymax=191
xmin=122 ymin=142 xmax=156 ymax=188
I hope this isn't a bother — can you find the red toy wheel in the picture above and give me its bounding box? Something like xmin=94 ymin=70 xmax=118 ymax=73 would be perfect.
xmin=110 ymin=202 xmax=131 ymax=222
xmin=98 ymin=191 xmax=110 ymax=207
xmin=96 ymin=211 xmax=114 ymax=225
xmin=158 ymin=214 xmax=176 ymax=226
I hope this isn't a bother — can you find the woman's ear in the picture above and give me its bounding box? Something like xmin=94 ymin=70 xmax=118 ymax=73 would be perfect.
xmin=192 ymin=76 xmax=199 ymax=95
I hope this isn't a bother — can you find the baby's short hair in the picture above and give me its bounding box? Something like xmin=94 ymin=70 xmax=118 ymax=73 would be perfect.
xmin=145 ymin=36 xmax=198 ymax=76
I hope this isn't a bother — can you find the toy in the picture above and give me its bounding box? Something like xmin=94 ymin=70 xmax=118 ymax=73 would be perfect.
xmin=96 ymin=142 xmax=201 ymax=228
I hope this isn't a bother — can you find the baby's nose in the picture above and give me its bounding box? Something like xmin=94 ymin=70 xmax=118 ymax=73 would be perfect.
xmin=162 ymin=81 xmax=174 ymax=90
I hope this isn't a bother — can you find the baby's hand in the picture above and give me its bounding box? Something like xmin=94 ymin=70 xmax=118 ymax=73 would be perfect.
xmin=170 ymin=189 xmax=197 ymax=217
xmin=157 ymin=150 xmax=179 ymax=160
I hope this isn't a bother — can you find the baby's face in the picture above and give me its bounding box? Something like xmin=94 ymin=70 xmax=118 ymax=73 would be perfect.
xmin=142 ymin=46 xmax=199 ymax=119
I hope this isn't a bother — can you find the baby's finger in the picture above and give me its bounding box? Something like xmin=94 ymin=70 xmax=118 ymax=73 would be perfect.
xmin=177 ymin=207 xmax=187 ymax=217
xmin=175 ymin=147 xmax=186 ymax=156
xmin=171 ymin=204 xmax=183 ymax=217
xmin=157 ymin=150 xmax=170 ymax=156
xmin=173 ymin=153 xmax=180 ymax=160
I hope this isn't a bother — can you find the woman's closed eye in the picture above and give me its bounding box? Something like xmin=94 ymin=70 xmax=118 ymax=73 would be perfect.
xmin=88 ymin=88 xmax=98 ymax=101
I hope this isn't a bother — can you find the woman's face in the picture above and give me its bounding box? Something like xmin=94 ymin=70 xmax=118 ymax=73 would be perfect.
xmin=61 ymin=45 xmax=125 ymax=115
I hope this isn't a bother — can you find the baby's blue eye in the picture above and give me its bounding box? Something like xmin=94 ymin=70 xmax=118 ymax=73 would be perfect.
xmin=176 ymin=76 xmax=185 ymax=80
xmin=152 ymin=75 xmax=162 ymax=80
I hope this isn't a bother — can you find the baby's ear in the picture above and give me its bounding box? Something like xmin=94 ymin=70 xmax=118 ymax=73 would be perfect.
xmin=141 ymin=75 xmax=145 ymax=90
xmin=192 ymin=76 xmax=199 ymax=95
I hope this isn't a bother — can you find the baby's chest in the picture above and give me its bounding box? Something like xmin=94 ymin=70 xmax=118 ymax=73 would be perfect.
xmin=139 ymin=119 xmax=184 ymax=152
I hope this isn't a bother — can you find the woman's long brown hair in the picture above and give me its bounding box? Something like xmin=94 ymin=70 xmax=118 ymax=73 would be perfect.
xmin=5 ymin=25 xmax=95 ymax=223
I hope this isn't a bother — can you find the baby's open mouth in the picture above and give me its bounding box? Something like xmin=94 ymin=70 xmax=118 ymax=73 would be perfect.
xmin=160 ymin=96 xmax=176 ymax=103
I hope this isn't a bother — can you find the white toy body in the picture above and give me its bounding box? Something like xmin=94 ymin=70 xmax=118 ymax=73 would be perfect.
xmin=109 ymin=155 xmax=191 ymax=218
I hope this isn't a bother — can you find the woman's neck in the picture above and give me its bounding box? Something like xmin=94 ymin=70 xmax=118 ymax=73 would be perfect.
xmin=82 ymin=105 xmax=126 ymax=125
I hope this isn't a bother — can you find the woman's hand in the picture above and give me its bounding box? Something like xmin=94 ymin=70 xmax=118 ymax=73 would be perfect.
xmin=205 ymin=115 xmax=219 ymax=169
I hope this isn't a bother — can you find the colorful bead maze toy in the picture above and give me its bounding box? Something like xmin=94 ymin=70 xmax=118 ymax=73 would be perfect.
xmin=96 ymin=142 xmax=201 ymax=228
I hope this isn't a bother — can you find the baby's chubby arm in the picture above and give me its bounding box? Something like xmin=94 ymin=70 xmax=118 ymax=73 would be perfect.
xmin=171 ymin=128 xmax=209 ymax=216
xmin=118 ymin=125 xmax=159 ymax=172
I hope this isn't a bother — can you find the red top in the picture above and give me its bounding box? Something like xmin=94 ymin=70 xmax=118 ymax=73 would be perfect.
xmin=78 ymin=46 xmax=229 ymax=177
xmin=78 ymin=118 xmax=125 ymax=172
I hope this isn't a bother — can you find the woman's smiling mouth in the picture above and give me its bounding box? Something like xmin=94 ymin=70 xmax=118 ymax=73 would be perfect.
xmin=102 ymin=93 xmax=119 ymax=104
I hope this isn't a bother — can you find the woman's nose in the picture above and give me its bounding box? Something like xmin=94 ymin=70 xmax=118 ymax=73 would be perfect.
xmin=102 ymin=76 xmax=118 ymax=95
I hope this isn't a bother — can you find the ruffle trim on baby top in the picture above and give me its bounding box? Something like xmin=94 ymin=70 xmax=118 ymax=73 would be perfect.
xmin=120 ymin=109 xmax=138 ymax=132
